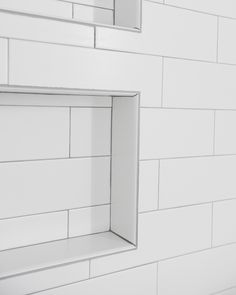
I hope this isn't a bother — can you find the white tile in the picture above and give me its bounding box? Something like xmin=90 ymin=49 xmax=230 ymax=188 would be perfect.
xmin=0 ymin=106 xmax=69 ymax=161
xmin=0 ymin=157 xmax=110 ymax=218
xmin=71 ymin=108 xmax=111 ymax=157
xmin=0 ymin=0 xmax=72 ymax=18
xmin=61 ymin=0 xmax=114 ymax=9
xmin=0 ymin=11 xmax=94 ymax=47
xmin=69 ymin=205 xmax=110 ymax=237
xmin=158 ymin=244 xmax=236 ymax=295
xmin=74 ymin=4 xmax=113 ymax=25
xmin=139 ymin=160 xmax=159 ymax=212
xmin=0 ymin=38 xmax=8 ymax=84
xmin=215 ymin=111 xmax=236 ymax=155
xmin=166 ymin=0 xmax=236 ymax=19
xmin=36 ymin=264 xmax=158 ymax=295
xmin=96 ymin=1 xmax=217 ymax=61
xmin=0 ymin=93 xmax=112 ymax=107
xmin=0 ymin=212 xmax=67 ymax=251
xmin=213 ymin=199 xmax=236 ymax=246
xmin=0 ymin=261 xmax=89 ymax=295
xmin=163 ymin=58 xmax=236 ymax=110
xmin=140 ymin=109 xmax=214 ymax=159
xmin=91 ymin=205 xmax=211 ymax=276
xmin=218 ymin=18 xmax=236 ymax=65
xmin=9 ymin=40 xmax=162 ymax=107
xmin=159 ymin=156 xmax=236 ymax=208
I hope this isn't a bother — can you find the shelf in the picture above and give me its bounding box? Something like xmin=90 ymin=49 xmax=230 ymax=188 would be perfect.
xmin=0 ymin=232 xmax=135 ymax=279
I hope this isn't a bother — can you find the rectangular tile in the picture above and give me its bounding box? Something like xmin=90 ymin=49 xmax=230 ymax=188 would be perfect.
xmin=158 ymin=244 xmax=236 ymax=295
xmin=0 ymin=261 xmax=89 ymax=295
xmin=0 ymin=212 xmax=67 ymax=251
xmin=0 ymin=157 xmax=110 ymax=218
xmin=213 ymin=199 xmax=236 ymax=246
xmin=74 ymin=4 xmax=113 ymax=25
xmin=71 ymin=108 xmax=111 ymax=157
xmin=0 ymin=106 xmax=69 ymax=161
xmin=159 ymin=156 xmax=236 ymax=208
xmin=218 ymin=18 xmax=236 ymax=64
xmin=215 ymin=111 xmax=236 ymax=155
xmin=0 ymin=0 xmax=72 ymax=18
xmin=140 ymin=109 xmax=214 ymax=159
xmin=36 ymin=264 xmax=158 ymax=295
xmin=139 ymin=160 xmax=159 ymax=212
xmin=91 ymin=205 xmax=211 ymax=276
xmin=0 ymin=11 xmax=94 ymax=47
xmin=69 ymin=205 xmax=110 ymax=237
xmin=163 ymin=58 xmax=236 ymax=110
xmin=9 ymin=40 xmax=162 ymax=107
xmin=166 ymin=0 xmax=236 ymax=19
xmin=0 ymin=38 xmax=8 ymax=84
xmin=96 ymin=1 xmax=217 ymax=61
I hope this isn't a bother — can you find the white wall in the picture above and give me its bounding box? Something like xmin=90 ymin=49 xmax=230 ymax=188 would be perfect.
xmin=0 ymin=0 xmax=236 ymax=294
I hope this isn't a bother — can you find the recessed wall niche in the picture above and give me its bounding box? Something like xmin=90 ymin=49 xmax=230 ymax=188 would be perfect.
xmin=0 ymin=88 xmax=139 ymax=279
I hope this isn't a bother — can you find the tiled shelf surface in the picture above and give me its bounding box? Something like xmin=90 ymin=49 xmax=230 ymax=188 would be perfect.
xmin=0 ymin=232 xmax=135 ymax=279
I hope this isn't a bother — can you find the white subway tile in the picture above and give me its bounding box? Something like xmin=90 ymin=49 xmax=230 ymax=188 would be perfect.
xmin=213 ymin=199 xmax=236 ymax=246
xmin=71 ymin=108 xmax=111 ymax=157
xmin=69 ymin=205 xmax=110 ymax=237
xmin=218 ymin=18 xmax=236 ymax=65
xmin=140 ymin=109 xmax=214 ymax=159
xmin=0 ymin=157 xmax=110 ymax=218
xmin=36 ymin=264 xmax=158 ymax=295
xmin=74 ymin=4 xmax=113 ymax=25
xmin=163 ymin=58 xmax=236 ymax=110
xmin=139 ymin=160 xmax=159 ymax=212
xmin=9 ymin=40 xmax=162 ymax=107
xmin=91 ymin=205 xmax=211 ymax=276
xmin=166 ymin=0 xmax=236 ymax=19
xmin=159 ymin=156 xmax=236 ymax=208
xmin=0 ymin=38 xmax=8 ymax=84
xmin=63 ymin=0 xmax=114 ymax=9
xmin=0 ymin=212 xmax=67 ymax=251
xmin=158 ymin=244 xmax=236 ymax=295
xmin=0 ymin=0 xmax=72 ymax=18
xmin=0 ymin=11 xmax=94 ymax=47
xmin=96 ymin=1 xmax=217 ymax=61
xmin=0 ymin=106 xmax=69 ymax=161
xmin=215 ymin=111 xmax=236 ymax=155
xmin=0 ymin=261 xmax=89 ymax=295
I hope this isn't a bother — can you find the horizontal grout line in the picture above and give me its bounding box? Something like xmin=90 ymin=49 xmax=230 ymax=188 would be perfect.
xmin=0 ymin=155 xmax=111 ymax=164
xmin=0 ymin=104 xmax=112 ymax=108
xmin=139 ymin=196 xmax=236 ymax=214
xmin=65 ymin=2 xmax=114 ymax=12
xmin=211 ymin=286 xmax=236 ymax=295
xmin=140 ymin=153 xmax=236 ymax=161
xmin=145 ymin=0 xmax=236 ymax=22
xmin=0 ymin=203 xmax=111 ymax=221
xmin=141 ymin=106 xmax=236 ymax=112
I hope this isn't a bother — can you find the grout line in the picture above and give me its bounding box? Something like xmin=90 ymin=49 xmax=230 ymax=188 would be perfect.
xmin=7 ymin=38 xmax=10 ymax=85
xmin=0 ymin=203 xmax=111 ymax=221
xmin=139 ymin=196 xmax=236 ymax=214
xmin=69 ymin=107 xmax=72 ymax=157
xmin=157 ymin=160 xmax=161 ymax=210
xmin=161 ymin=57 xmax=164 ymax=107
xmin=109 ymin=97 xmax=113 ymax=231
xmin=0 ymin=104 xmax=112 ymax=109
xmin=211 ymin=286 xmax=236 ymax=295
xmin=72 ymin=3 xmax=74 ymax=19
xmin=67 ymin=210 xmax=70 ymax=238
xmin=113 ymin=0 xmax=116 ymax=26
xmin=89 ymin=260 xmax=91 ymax=278
xmin=156 ymin=262 xmax=159 ymax=295
xmin=140 ymin=153 xmax=236 ymax=161
xmin=60 ymin=1 xmax=114 ymax=12
xmin=211 ymin=202 xmax=214 ymax=247
xmin=140 ymin=106 xmax=236 ymax=112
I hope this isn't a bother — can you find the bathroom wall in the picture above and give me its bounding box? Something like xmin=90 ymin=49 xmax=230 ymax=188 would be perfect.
xmin=0 ymin=0 xmax=236 ymax=294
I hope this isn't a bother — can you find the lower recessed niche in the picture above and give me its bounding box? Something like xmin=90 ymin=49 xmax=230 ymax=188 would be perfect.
xmin=0 ymin=88 xmax=139 ymax=279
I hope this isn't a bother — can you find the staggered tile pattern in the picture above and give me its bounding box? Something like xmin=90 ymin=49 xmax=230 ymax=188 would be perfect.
xmin=0 ymin=0 xmax=236 ymax=294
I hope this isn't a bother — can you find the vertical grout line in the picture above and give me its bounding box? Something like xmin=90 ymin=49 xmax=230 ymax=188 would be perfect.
xmin=7 ymin=38 xmax=10 ymax=85
xmin=89 ymin=259 xmax=91 ymax=278
xmin=156 ymin=262 xmax=159 ymax=295
xmin=72 ymin=3 xmax=74 ymax=19
xmin=157 ymin=160 xmax=161 ymax=210
xmin=69 ymin=107 xmax=72 ymax=158
xmin=94 ymin=26 xmax=97 ymax=48
xmin=211 ymin=202 xmax=214 ymax=248
xmin=67 ymin=209 xmax=70 ymax=239
xmin=213 ymin=110 xmax=216 ymax=155
xmin=161 ymin=57 xmax=165 ymax=108
xmin=113 ymin=0 xmax=116 ymax=26
xmin=109 ymin=97 xmax=114 ymax=231
xmin=216 ymin=16 xmax=220 ymax=63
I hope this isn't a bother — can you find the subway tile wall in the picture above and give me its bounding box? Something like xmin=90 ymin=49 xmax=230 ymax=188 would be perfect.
xmin=0 ymin=0 xmax=236 ymax=294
